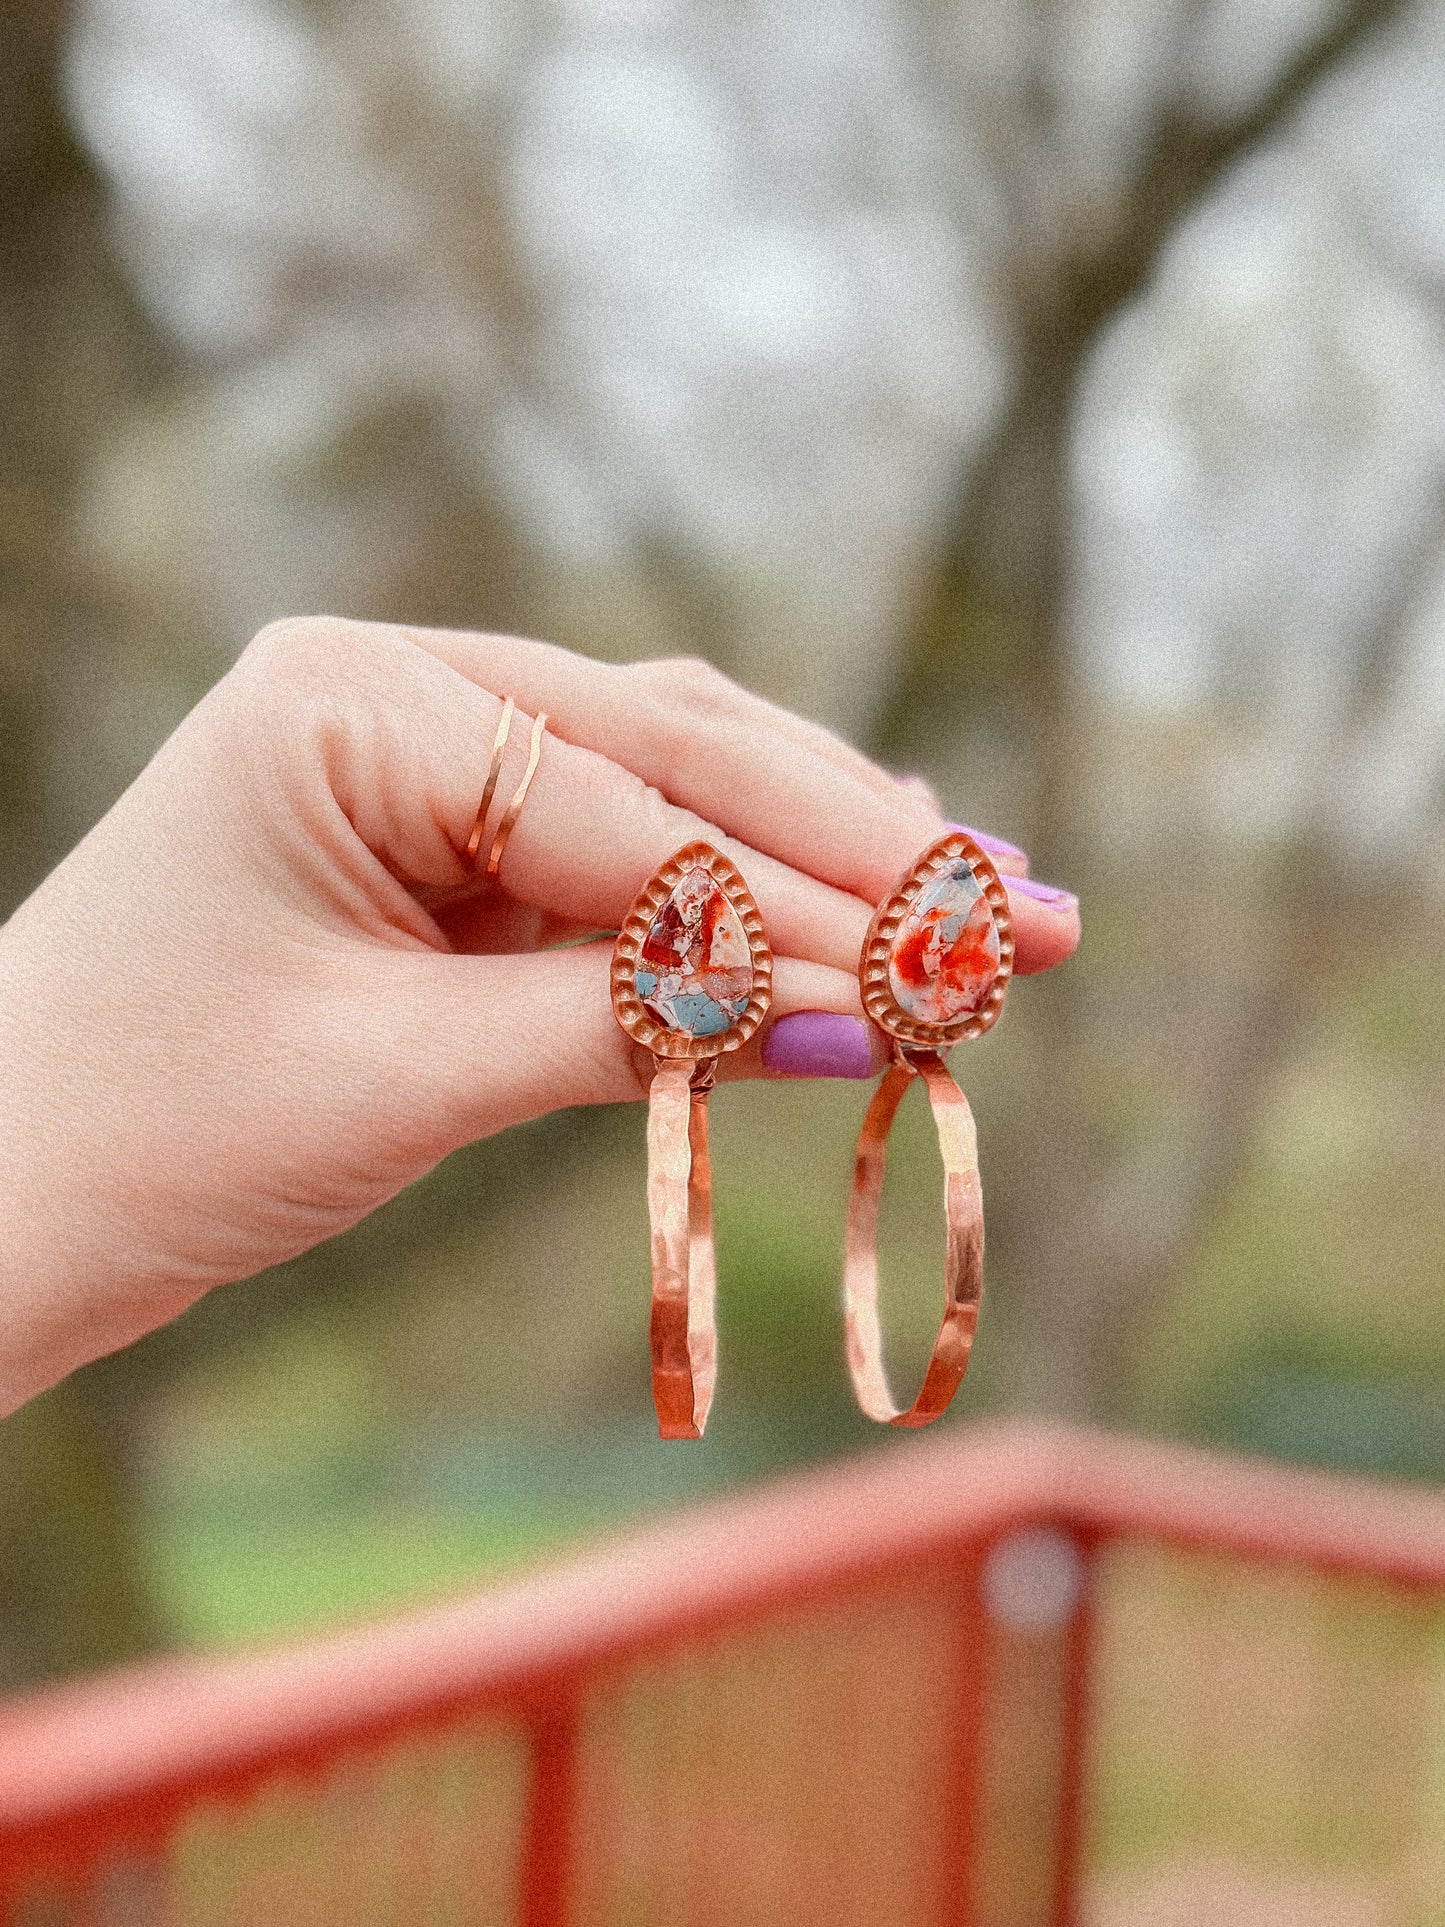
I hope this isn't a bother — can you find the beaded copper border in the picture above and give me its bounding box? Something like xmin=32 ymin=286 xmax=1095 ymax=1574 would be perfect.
xmin=611 ymin=841 xmax=773 ymax=1059
xmin=860 ymin=831 xmax=1014 ymax=1048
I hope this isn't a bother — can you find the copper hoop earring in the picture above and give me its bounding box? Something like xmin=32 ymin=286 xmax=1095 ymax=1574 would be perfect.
xmin=845 ymin=830 xmax=1013 ymax=1427
xmin=612 ymin=843 xmax=772 ymax=1439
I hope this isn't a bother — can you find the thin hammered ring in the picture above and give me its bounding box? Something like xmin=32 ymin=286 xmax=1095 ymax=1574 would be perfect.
xmin=465 ymin=697 xmax=515 ymax=867
xmin=483 ymin=710 xmax=547 ymax=882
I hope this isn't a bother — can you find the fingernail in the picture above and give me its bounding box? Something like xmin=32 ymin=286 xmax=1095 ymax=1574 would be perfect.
xmin=948 ymin=821 xmax=1026 ymax=861
xmin=763 ymin=1011 xmax=875 ymax=1079
xmin=1009 ymin=875 xmax=1078 ymax=911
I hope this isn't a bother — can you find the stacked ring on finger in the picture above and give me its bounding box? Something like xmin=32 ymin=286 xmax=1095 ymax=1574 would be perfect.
xmin=395 ymin=619 xmax=1073 ymax=995
xmin=465 ymin=697 xmax=549 ymax=881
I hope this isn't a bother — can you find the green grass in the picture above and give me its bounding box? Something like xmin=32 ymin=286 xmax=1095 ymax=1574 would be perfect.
xmin=140 ymin=1499 xmax=597 ymax=1647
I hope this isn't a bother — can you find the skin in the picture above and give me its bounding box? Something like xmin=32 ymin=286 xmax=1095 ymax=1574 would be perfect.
xmin=0 ymin=618 xmax=1080 ymax=1414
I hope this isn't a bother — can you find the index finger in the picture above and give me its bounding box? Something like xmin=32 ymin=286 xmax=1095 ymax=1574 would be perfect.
xmin=267 ymin=619 xmax=1080 ymax=977
xmin=399 ymin=624 xmax=945 ymax=903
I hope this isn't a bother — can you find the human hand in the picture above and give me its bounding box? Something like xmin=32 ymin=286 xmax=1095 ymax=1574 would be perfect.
xmin=0 ymin=619 xmax=1079 ymax=1410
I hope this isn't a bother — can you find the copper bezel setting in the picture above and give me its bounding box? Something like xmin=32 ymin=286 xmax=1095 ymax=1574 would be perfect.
xmin=861 ymin=831 xmax=1013 ymax=1048
xmin=611 ymin=841 xmax=773 ymax=1059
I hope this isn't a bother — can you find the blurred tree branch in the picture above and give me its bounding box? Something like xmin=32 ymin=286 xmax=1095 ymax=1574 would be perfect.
xmin=879 ymin=0 xmax=1417 ymax=779
xmin=0 ymin=0 xmax=163 ymax=1687
xmin=874 ymin=0 xmax=1422 ymax=1422
xmin=2 ymin=0 xmax=1436 ymax=1685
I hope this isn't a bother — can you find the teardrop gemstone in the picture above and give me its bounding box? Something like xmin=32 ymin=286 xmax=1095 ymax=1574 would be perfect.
xmin=634 ymin=866 xmax=754 ymax=1038
xmin=887 ymin=859 xmax=1001 ymax=1025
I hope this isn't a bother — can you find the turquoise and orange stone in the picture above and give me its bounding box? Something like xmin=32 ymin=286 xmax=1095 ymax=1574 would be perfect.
xmin=887 ymin=859 xmax=1001 ymax=1025
xmin=635 ymin=866 xmax=753 ymax=1039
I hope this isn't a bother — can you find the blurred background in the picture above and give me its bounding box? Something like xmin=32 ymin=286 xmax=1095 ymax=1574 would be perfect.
xmin=3 ymin=0 xmax=1445 ymax=1905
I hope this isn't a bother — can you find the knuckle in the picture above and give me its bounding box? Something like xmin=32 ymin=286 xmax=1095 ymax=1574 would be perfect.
xmin=577 ymin=740 xmax=717 ymax=853
xmin=240 ymin=617 xmax=411 ymax=738
xmin=635 ymin=653 xmax=740 ymax=717
xmin=245 ymin=615 xmax=358 ymax=691
xmin=633 ymin=769 xmax=712 ymax=847
xmin=232 ymin=618 xmax=399 ymax=768
xmin=602 ymin=753 xmax=721 ymax=859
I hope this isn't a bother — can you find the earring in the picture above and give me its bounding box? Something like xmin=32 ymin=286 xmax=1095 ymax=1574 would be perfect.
xmin=845 ymin=830 xmax=1013 ymax=1427
xmin=612 ymin=843 xmax=772 ymax=1439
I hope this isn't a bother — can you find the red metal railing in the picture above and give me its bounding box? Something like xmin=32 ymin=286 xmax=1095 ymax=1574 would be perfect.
xmin=2 ymin=1423 xmax=1443 ymax=1925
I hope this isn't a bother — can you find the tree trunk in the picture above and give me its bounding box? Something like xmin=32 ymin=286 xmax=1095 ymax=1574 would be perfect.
xmin=870 ymin=0 xmax=1416 ymax=1423
xmin=0 ymin=0 xmax=162 ymax=1685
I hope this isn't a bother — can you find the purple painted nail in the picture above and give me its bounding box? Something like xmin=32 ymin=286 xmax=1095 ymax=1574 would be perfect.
xmin=763 ymin=1011 xmax=875 ymax=1079
xmin=948 ymin=821 xmax=1026 ymax=861
xmin=1009 ymin=875 xmax=1078 ymax=911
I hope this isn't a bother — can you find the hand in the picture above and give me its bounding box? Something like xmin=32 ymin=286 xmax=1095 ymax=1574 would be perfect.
xmin=0 ymin=618 xmax=1080 ymax=1410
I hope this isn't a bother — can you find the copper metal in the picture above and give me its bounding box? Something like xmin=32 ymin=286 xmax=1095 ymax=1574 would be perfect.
xmin=645 ymin=1060 xmax=720 ymax=1440
xmin=845 ymin=829 xmax=1008 ymax=1428
xmin=465 ymin=696 xmax=515 ymax=867
xmin=611 ymin=841 xmax=772 ymax=1061
xmin=615 ymin=842 xmax=774 ymax=1437
xmin=844 ymin=1052 xmax=983 ymax=1427
xmin=859 ymin=829 xmax=1013 ymax=1048
xmin=484 ymin=709 xmax=548 ymax=882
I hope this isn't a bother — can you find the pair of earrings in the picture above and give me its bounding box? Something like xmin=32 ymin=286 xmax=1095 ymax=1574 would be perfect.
xmin=611 ymin=832 xmax=1013 ymax=1439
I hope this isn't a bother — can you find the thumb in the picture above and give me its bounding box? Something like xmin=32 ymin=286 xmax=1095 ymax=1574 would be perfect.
xmin=354 ymin=942 xmax=875 ymax=1157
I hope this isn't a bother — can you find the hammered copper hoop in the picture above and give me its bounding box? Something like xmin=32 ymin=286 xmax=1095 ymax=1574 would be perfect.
xmin=845 ymin=1051 xmax=983 ymax=1426
xmin=613 ymin=842 xmax=773 ymax=1438
xmin=845 ymin=830 xmax=1012 ymax=1427
xmin=646 ymin=1057 xmax=719 ymax=1438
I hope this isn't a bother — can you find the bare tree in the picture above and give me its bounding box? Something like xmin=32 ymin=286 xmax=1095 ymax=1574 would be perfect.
xmin=6 ymin=0 xmax=1442 ymax=1695
xmin=874 ymin=0 xmax=1427 ymax=1418
xmin=0 ymin=0 xmax=160 ymax=1683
